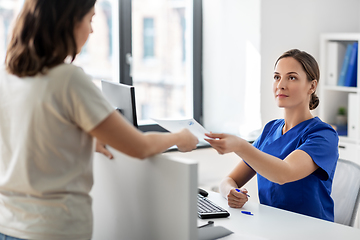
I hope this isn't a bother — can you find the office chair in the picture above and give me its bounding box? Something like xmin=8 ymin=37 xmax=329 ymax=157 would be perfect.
xmin=331 ymin=159 xmax=360 ymax=226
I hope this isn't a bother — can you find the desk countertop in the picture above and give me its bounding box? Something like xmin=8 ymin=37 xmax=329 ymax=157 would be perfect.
xmin=199 ymin=191 xmax=360 ymax=240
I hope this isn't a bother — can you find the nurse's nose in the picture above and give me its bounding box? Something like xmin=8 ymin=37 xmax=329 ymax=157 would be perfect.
xmin=276 ymin=77 xmax=286 ymax=89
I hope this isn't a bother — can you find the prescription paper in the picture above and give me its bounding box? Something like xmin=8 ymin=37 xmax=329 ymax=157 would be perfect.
xmin=152 ymin=118 xmax=210 ymax=142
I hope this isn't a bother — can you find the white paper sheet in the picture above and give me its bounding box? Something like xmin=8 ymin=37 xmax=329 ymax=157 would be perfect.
xmin=220 ymin=232 xmax=269 ymax=240
xmin=152 ymin=118 xmax=210 ymax=142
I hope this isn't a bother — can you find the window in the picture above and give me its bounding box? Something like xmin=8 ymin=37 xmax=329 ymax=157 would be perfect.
xmin=0 ymin=0 xmax=118 ymax=89
xmin=0 ymin=0 xmax=201 ymax=132
xmin=0 ymin=0 xmax=23 ymax=62
xmin=80 ymin=0 xmax=202 ymax=131
xmin=122 ymin=0 xmax=202 ymax=131
xmin=73 ymin=0 xmax=119 ymax=88
xmin=143 ymin=18 xmax=154 ymax=59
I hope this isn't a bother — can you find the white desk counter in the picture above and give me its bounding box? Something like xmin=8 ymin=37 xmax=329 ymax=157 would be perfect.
xmin=199 ymin=191 xmax=360 ymax=240
xmin=165 ymin=148 xmax=258 ymax=198
xmin=167 ymin=148 xmax=360 ymax=229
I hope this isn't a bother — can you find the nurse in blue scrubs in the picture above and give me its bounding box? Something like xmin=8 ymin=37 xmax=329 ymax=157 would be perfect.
xmin=205 ymin=49 xmax=339 ymax=221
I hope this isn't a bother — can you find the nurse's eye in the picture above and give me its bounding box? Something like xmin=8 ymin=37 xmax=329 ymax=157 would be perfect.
xmin=274 ymin=75 xmax=280 ymax=81
xmin=289 ymin=76 xmax=297 ymax=80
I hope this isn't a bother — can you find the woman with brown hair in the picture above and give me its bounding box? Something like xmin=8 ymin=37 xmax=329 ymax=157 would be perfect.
xmin=206 ymin=49 xmax=339 ymax=221
xmin=0 ymin=0 xmax=198 ymax=239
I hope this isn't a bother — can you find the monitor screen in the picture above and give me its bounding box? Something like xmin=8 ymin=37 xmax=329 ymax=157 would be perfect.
xmin=101 ymin=80 xmax=138 ymax=128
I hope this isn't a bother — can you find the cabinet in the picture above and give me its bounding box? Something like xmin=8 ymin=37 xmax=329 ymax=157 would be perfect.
xmin=319 ymin=33 xmax=360 ymax=166
xmin=320 ymin=33 xmax=360 ymax=228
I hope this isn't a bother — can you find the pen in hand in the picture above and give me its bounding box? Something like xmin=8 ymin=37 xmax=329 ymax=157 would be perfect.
xmin=235 ymin=188 xmax=250 ymax=197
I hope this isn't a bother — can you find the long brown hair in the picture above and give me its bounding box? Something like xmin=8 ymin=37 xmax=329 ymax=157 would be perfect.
xmin=275 ymin=49 xmax=320 ymax=110
xmin=5 ymin=0 xmax=96 ymax=77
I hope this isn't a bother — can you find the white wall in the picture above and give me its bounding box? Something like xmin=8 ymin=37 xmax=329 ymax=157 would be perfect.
xmin=260 ymin=0 xmax=360 ymax=125
xmin=202 ymin=0 xmax=360 ymax=135
xmin=203 ymin=0 xmax=261 ymax=140
xmin=200 ymin=0 xmax=360 ymax=197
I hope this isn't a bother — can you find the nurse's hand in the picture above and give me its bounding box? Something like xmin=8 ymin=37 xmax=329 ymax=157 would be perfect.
xmin=205 ymin=133 xmax=242 ymax=154
xmin=227 ymin=188 xmax=249 ymax=208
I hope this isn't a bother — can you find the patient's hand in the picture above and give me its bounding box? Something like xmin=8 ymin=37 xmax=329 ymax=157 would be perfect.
xmin=227 ymin=188 xmax=249 ymax=208
xmin=96 ymin=139 xmax=114 ymax=159
xmin=176 ymin=129 xmax=199 ymax=152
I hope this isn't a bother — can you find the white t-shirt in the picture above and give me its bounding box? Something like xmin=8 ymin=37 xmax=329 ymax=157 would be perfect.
xmin=0 ymin=64 xmax=114 ymax=240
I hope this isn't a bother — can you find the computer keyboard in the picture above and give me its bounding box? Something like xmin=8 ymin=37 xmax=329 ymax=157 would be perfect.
xmin=197 ymin=194 xmax=230 ymax=219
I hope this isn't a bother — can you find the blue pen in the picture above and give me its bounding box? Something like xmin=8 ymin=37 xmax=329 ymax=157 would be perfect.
xmin=235 ymin=188 xmax=250 ymax=197
xmin=241 ymin=211 xmax=253 ymax=216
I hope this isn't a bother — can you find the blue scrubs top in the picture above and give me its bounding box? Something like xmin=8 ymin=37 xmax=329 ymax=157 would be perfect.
xmin=251 ymin=117 xmax=339 ymax=221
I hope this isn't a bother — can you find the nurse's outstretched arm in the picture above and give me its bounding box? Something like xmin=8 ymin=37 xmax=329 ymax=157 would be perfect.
xmin=206 ymin=133 xmax=318 ymax=185
xmin=89 ymin=111 xmax=199 ymax=159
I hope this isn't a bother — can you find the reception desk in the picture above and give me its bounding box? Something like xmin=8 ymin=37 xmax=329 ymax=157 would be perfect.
xmin=199 ymin=191 xmax=360 ymax=240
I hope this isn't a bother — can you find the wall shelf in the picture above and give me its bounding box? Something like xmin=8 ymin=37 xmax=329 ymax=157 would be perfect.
xmin=319 ymin=33 xmax=360 ymax=163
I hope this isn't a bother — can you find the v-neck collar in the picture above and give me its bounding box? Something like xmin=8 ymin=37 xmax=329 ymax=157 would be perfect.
xmin=281 ymin=117 xmax=317 ymax=136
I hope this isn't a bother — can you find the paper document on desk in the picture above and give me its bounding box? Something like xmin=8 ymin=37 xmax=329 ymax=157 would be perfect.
xmin=198 ymin=226 xmax=233 ymax=240
xmin=152 ymin=118 xmax=209 ymax=142
xmin=219 ymin=233 xmax=268 ymax=240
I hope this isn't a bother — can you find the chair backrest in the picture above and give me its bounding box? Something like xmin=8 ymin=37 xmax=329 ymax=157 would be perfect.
xmin=331 ymin=159 xmax=360 ymax=226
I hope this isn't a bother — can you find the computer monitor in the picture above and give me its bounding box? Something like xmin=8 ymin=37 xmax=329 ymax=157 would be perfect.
xmin=90 ymin=149 xmax=198 ymax=240
xmin=101 ymin=80 xmax=138 ymax=127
